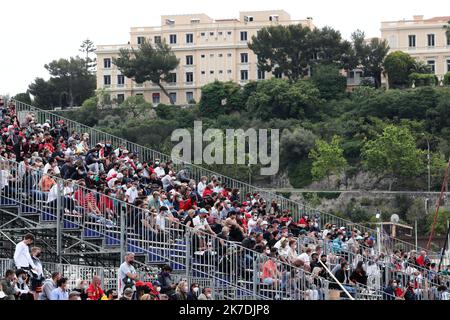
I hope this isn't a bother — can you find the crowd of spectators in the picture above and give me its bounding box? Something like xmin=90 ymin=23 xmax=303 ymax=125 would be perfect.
xmin=0 ymin=96 xmax=449 ymax=300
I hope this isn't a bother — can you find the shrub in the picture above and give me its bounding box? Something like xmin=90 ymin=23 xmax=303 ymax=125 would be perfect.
xmin=409 ymin=72 xmax=438 ymax=87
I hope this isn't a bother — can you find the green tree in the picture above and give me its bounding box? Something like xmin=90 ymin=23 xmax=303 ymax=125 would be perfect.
xmin=249 ymin=24 xmax=312 ymax=81
xmin=113 ymin=39 xmax=179 ymax=105
xmin=364 ymin=38 xmax=389 ymax=88
xmin=249 ymin=24 xmax=351 ymax=81
xmin=198 ymin=81 xmax=243 ymax=118
xmin=246 ymin=78 xmax=322 ymax=120
xmin=311 ymin=64 xmax=347 ymax=100
xmin=119 ymin=95 xmax=154 ymax=119
xmin=44 ymin=56 xmax=96 ymax=108
xmin=427 ymin=209 xmax=450 ymax=236
xmin=28 ymin=77 xmax=58 ymax=109
xmin=79 ymin=39 xmax=96 ymax=72
xmin=309 ymin=135 xmax=348 ymax=182
xmin=13 ymin=92 xmax=32 ymax=105
xmin=362 ymin=125 xmax=425 ymax=190
xmin=383 ymin=51 xmax=416 ymax=88
xmin=308 ymin=26 xmax=354 ymax=70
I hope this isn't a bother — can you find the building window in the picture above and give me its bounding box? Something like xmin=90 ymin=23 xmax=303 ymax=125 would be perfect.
xmin=219 ymin=70 xmax=223 ymax=74
xmin=152 ymin=93 xmax=160 ymax=104
xmin=408 ymin=35 xmax=416 ymax=48
xmin=210 ymin=54 xmax=214 ymax=58
xmin=218 ymin=53 xmax=223 ymax=57
xmin=240 ymin=53 xmax=248 ymax=63
xmin=227 ymin=31 xmax=232 ymax=35
xmin=186 ymin=33 xmax=193 ymax=44
xmin=257 ymin=69 xmax=265 ymax=80
xmin=186 ymin=92 xmax=194 ymax=103
xmin=274 ymin=72 xmax=283 ymax=79
xmin=117 ymin=94 xmax=125 ymax=104
xmin=169 ymin=92 xmax=177 ymax=103
xmin=186 ymin=72 xmax=194 ymax=83
xmin=168 ymin=73 xmax=177 ymax=83
xmin=240 ymin=70 xmax=248 ymax=80
xmin=201 ymin=71 xmax=206 ymax=74
xmin=227 ymin=70 xmax=232 ymax=74
xmin=427 ymin=34 xmax=435 ymax=47
xmin=103 ymin=58 xmax=111 ymax=69
xmin=210 ymin=32 xmax=214 ymax=36
xmin=447 ymin=59 xmax=450 ymax=72
xmin=227 ymin=53 xmax=232 ymax=57
xmin=186 ymin=55 xmax=193 ymax=65
xmin=427 ymin=60 xmax=435 ymax=73
xmin=240 ymin=31 xmax=248 ymax=41
xmin=218 ymin=32 xmax=223 ymax=36
xmin=135 ymin=93 xmax=143 ymax=97
xmin=201 ymin=54 xmax=205 ymax=58
xmin=103 ymin=75 xmax=111 ymax=86
xmin=117 ymin=75 xmax=125 ymax=85
xmin=447 ymin=35 xmax=450 ymax=46
xmin=169 ymin=34 xmax=177 ymax=44
xmin=201 ymin=32 xmax=205 ymax=36
xmin=137 ymin=37 xmax=145 ymax=45
xmin=210 ymin=70 xmax=214 ymax=74
xmin=154 ymin=36 xmax=161 ymax=44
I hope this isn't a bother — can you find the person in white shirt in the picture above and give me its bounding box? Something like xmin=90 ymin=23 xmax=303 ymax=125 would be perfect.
xmin=192 ymin=209 xmax=214 ymax=234
xmin=108 ymin=173 xmax=123 ymax=189
xmin=297 ymin=247 xmax=312 ymax=266
xmin=107 ymin=164 xmax=119 ymax=179
xmin=14 ymin=233 xmax=37 ymax=271
xmin=197 ymin=176 xmax=208 ymax=197
xmin=43 ymin=159 xmax=60 ymax=176
xmin=154 ymin=163 xmax=166 ymax=178
xmin=247 ymin=215 xmax=259 ymax=233
xmin=125 ymin=182 xmax=138 ymax=204
xmin=14 ymin=269 xmax=33 ymax=300
xmin=46 ymin=183 xmax=59 ymax=204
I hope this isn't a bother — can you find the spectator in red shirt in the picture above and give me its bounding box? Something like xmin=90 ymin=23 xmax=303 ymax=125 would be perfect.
xmin=416 ymin=250 xmax=429 ymax=267
xmin=202 ymin=184 xmax=213 ymax=198
xmin=86 ymin=275 xmax=104 ymax=300
xmin=99 ymin=188 xmax=115 ymax=220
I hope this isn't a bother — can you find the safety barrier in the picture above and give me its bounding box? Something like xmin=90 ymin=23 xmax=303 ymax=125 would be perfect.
xmin=10 ymin=98 xmax=431 ymax=257
xmin=1 ymin=157 xmax=398 ymax=300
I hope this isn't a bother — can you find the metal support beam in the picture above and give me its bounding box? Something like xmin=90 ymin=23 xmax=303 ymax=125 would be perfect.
xmin=319 ymin=260 xmax=355 ymax=300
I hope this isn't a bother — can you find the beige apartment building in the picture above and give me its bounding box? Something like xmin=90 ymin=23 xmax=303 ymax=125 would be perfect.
xmin=381 ymin=15 xmax=450 ymax=80
xmin=96 ymin=11 xmax=314 ymax=105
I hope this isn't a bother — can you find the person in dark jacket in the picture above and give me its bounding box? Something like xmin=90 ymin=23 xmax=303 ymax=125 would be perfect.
xmin=187 ymin=283 xmax=199 ymax=300
xmin=350 ymin=261 xmax=368 ymax=286
xmin=403 ymin=281 xmax=417 ymax=300
xmin=157 ymin=265 xmax=176 ymax=299
xmin=383 ymin=279 xmax=397 ymax=300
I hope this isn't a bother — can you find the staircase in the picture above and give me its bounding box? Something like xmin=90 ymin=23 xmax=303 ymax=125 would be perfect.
xmin=10 ymin=98 xmax=436 ymax=257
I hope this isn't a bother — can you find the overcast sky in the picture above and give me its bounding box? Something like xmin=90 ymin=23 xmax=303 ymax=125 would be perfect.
xmin=0 ymin=0 xmax=445 ymax=96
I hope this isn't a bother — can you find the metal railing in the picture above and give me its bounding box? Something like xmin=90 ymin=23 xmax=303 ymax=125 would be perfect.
xmin=10 ymin=98 xmax=433 ymax=257
xmin=0 ymin=157 xmax=398 ymax=300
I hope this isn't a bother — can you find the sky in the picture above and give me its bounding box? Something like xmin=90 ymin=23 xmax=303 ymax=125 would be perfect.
xmin=0 ymin=0 xmax=445 ymax=96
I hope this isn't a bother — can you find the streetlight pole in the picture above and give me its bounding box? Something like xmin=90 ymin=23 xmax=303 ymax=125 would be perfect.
xmin=376 ymin=209 xmax=382 ymax=254
xmin=422 ymin=133 xmax=431 ymax=192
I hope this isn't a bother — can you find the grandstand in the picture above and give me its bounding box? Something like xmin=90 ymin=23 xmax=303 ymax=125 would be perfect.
xmin=0 ymin=97 xmax=449 ymax=300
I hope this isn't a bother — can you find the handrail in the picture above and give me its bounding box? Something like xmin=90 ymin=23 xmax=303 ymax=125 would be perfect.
xmin=0 ymin=157 xmax=320 ymax=300
xmin=9 ymin=98 xmax=434 ymax=257
xmin=319 ymin=260 xmax=354 ymax=300
xmin=0 ymin=158 xmax=428 ymax=300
